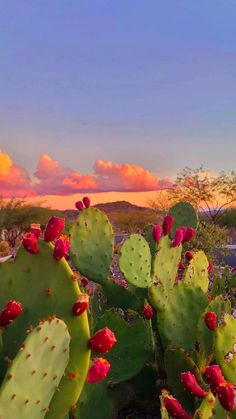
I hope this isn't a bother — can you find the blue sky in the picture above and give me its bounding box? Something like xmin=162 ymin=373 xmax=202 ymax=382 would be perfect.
xmin=1 ymin=0 xmax=236 ymax=180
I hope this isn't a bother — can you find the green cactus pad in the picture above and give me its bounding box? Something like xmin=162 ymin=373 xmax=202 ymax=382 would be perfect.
xmin=0 ymin=318 xmax=70 ymax=419
xmin=214 ymin=314 xmax=236 ymax=384
xmin=102 ymin=280 xmax=147 ymax=311
xmin=70 ymin=208 xmax=114 ymax=284
xmin=152 ymin=236 xmax=182 ymax=291
xmin=94 ymin=309 xmax=154 ymax=382
xmin=164 ymin=346 xmax=202 ymax=412
xmin=0 ymin=240 xmax=90 ymax=418
xmin=183 ymin=251 xmax=209 ymax=292
xmin=119 ymin=234 xmax=152 ymax=288
xmin=148 ymin=283 xmax=169 ymax=312
xmin=74 ymin=380 xmax=113 ymax=419
xmin=169 ymin=202 xmax=198 ymax=235
xmin=143 ymin=224 xmax=156 ymax=257
xmin=195 ymin=296 xmax=231 ymax=370
xmin=193 ymin=392 xmax=215 ymax=419
xmin=157 ymin=282 xmax=208 ymax=352
xmin=211 ymin=398 xmax=228 ymax=419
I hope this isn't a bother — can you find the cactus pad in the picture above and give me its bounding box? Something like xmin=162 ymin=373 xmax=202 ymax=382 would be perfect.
xmin=193 ymin=392 xmax=215 ymax=419
xmin=0 ymin=318 xmax=70 ymax=419
xmin=214 ymin=314 xmax=236 ymax=384
xmin=70 ymin=208 xmax=114 ymax=284
xmin=143 ymin=224 xmax=156 ymax=257
xmin=119 ymin=234 xmax=152 ymax=288
xmin=183 ymin=251 xmax=209 ymax=292
xmin=169 ymin=202 xmax=198 ymax=234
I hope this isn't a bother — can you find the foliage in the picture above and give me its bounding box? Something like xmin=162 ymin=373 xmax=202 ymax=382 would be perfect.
xmin=115 ymin=209 xmax=161 ymax=233
xmin=218 ymin=209 xmax=236 ymax=228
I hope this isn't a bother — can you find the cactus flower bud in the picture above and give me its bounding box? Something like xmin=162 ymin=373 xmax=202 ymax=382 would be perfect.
xmin=217 ymin=381 xmax=235 ymax=411
xmin=53 ymin=235 xmax=71 ymax=261
xmin=152 ymin=225 xmax=162 ymax=243
xmin=82 ymin=196 xmax=91 ymax=208
xmin=208 ymin=261 xmax=214 ymax=273
xmin=143 ymin=305 xmax=153 ymax=320
xmin=182 ymin=228 xmax=196 ymax=243
xmin=172 ymin=228 xmax=184 ymax=248
xmin=185 ymin=251 xmax=194 ymax=261
xmin=80 ymin=277 xmax=89 ymax=287
xmin=163 ymin=396 xmax=192 ymax=419
xmin=72 ymin=294 xmax=89 ymax=316
xmin=30 ymin=224 xmax=42 ymax=238
xmin=22 ymin=232 xmax=39 ymax=254
xmin=88 ymin=327 xmax=117 ymax=353
xmin=162 ymin=215 xmax=174 ymax=236
xmin=75 ymin=201 xmax=84 ymax=211
xmin=204 ymin=312 xmax=217 ymax=331
xmin=180 ymin=371 xmax=207 ymax=398
xmin=0 ymin=300 xmax=22 ymax=327
xmin=44 ymin=216 xmax=65 ymax=242
xmin=205 ymin=365 xmax=225 ymax=395
xmin=178 ymin=261 xmax=185 ymax=270
xmin=87 ymin=358 xmax=110 ymax=383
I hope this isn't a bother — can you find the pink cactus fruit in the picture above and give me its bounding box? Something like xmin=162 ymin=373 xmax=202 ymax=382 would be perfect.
xmin=82 ymin=196 xmax=91 ymax=208
xmin=208 ymin=261 xmax=214 ymax=273
xmin=152 ymin=225 xmax=162 ymax=243
xmin=88 ymin=327 xmax=117 ymax=353
xmin=30 ymin=223 xmax=42 ymax=238
xmin=185 ymin=251 xmax=194 ymax=261
xmin=163 ymin=396 xmax=192 ymax=419
xmin=80 ymin=277 xmax=89 ymax=287
xmin=0 ymin=300 xmax=22 ymax=327
xmin=22 ymin=232 xmax=39 ymax=254
xmin=182 ymin=227 xmax=196 ymax=244
xmin=204 ymin=312 xmax=217 ymax=331
xmin=205 ymin=364 xmax=225 ymax=395
xmin=72 ymin=294 xmax=89 ymax=316
xmin=217 ymin=381 xmax=235 ymax=411
xmin=87 ymin=358 xmax=111 ymax=383
xmin=75 ymin=201 xmax=84 ymax=211
xmin=162 ymin=215 xmax=174 ymax=236
xmin=180 ymin=371 xmax=207 ymax=398
xmin=44 ymin=216 xmax=65 ymax=242
xmin=53 ymin=235 xmax=71 ymax=261
xmin=178 ymin=261 xmax=185 ymax=270
xmin=143 ymin=305 xmax=153 ymax=320
xmin=172 ymin=228 xmax=184 ymax=248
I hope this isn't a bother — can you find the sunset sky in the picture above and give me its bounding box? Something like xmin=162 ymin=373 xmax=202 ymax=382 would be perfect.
xmin=1 ymin=1 xmax=236 ymax=209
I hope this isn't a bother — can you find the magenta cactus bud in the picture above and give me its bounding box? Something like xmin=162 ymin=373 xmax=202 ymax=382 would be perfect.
xmin=143 ymin=305 xmax=153 ymax=320
xmin=80 ymin=277 xmax=89 ymax=287
xmin=171 ymin=228 xmax=184 ymax=248
xmin=75 ymin=200 xmax=84 ymax=211
xmin=152 ymin=225 xmax=162 ymax=243
xmin=205 ymin=365 xmax=225 ymax=395
xmin=44 ymin=216 xmax=65 ymax=242
xmin=53 ymin=235 xmax=71 ymax=261
xmin=178 ymin=261 xmax=185 ymax=270
xmin=30 ymin=224 xmax=42 ymax=238
xmin=162 ymin=215 xmax=174 ymax=236
xmin=208 ymin=261 xmax=214 ymax=273
xmin=180 ymin=371 xmax=207 ymax=398
xmin=204 ymin=312 xmax=217 ymax=331
xmin=119 ymin=279 xmax=128 ymax=288
xmin=22 ymin=232 xmax=39 ymax=254
xmin=88 ymin=327 xmax=117 ymax=353
xmin=182 ymin=227 xmax=196 ymax=243
xmin=185 ymin=251 xmax=194 ymax=261
xmin=87 ymin=358 xmax=110 ymax=383
xmin=217 ymin=381 xmax=235 ymax=411
xmin=163 ymin=396 xmax=192 ymax=419
xmin=82 ymin=196 xmax=91 ymax=208
xmin=72 ymin=294 xmax=89 ymax=316
xmin=0 ymin=300 xmax=22 ymax=327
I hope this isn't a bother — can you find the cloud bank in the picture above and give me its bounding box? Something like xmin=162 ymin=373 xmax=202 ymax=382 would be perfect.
xmin=0 ymin=150 xmax=172 ymax=198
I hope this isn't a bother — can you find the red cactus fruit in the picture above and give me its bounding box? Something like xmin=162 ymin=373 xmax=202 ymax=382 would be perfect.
xmin=163 ymin=396 xmax=192 ymax=419
xmin=205 ymin=365 xmax=225 ymax=395
xmin=75 ymin=201 xmax=84 ymax=211
xmin=217 ymin=381 xmax=235 ymax=411
xmin=143 ymin=305 xmax=153 ymax=320
xmin=44 ymin=216 xmax=65 ymax=242
xmin=22 ymin=232 xmax=39 ymax=254
xmin=80 ymin=277 xmax=89 ymax=287
xmin=172 ymin=228 xmax=184 ymax=248
xmin=72 ymin=294 xmax=89 ymax=316
xmin=182 ymin=228 xmax=196 ymax=244
xmin=208 ymin=261 xmax=214 ymax=273
xmin=204 ymin=312 xmax=217 ymax=331
xmin=30 ymin=223 xmax=42 ymax=238
xmin=185 ymin=251 xmax=194 ymax=261
xmin=88 ymin=327 xmax=117 ymax=353
xmin=152 ymin=225 xmax=162 ymax=243
xmin=119 ymin=279 xmax=128 ymax=288
xmin=87 ymin=358 xmax=110 ymax=383
xmin=180 ymin=371 xmax=207 ymax=398
xmin=162 ymin=215 xmax=174 ymax=236
xmin=53 ymin=235 xmax=71 ymax=261
xmin=178 ymin=261 xmax=185 ymax=270
xmin=82 ymin=196 xmax=90 ymax=208
xmin=0 ymin=300 xmax=22 ymax=327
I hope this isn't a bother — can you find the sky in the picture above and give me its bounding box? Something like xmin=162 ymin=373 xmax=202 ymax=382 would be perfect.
xmin=0 ymin=0 xmax=236 ymax=208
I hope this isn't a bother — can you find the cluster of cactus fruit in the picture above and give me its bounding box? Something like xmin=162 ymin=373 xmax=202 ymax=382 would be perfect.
xmin=0 ymin=196 xmax=236 ymax=418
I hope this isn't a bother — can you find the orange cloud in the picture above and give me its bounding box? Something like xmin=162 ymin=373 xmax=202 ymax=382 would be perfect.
xmin=0 ymin=150 xmax=35 ymax=198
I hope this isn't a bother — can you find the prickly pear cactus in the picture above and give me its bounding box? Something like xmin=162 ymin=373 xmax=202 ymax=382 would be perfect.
xmin=0 ymin=240 xmax=90 ymax=418
xmin=193 ymin=392 xmax=215 ymax=419
xmin=214 ymin=314 xmax=236 ymax=384
xmin=169 ymin=202 xmax=198 ymax=235
xmin=183 ymin=251 xmax=209 ymax=292
xmin=70 ymin=208 xmax=114 ymax=284
xmin=0 ymin=318 xmax=70 ymax=419
xmin=143 ymin=224 xmax=156 ymax=257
